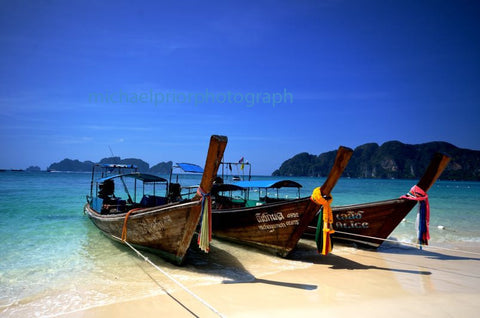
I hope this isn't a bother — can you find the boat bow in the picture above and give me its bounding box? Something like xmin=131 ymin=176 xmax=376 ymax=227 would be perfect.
xmin=211 ymin=145 xmax=353 ymax=257
xmin=305 ymin=152 xmax=451 ymax=248
xmin=85 ymin=135 xmax=228 ymax=265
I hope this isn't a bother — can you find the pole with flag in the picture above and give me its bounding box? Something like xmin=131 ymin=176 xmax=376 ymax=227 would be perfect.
xmin=239 ymin=157 xmax=244 ymax=170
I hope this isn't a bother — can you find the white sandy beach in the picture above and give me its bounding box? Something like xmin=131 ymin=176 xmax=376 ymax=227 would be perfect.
xmin=58 ymin=239 xmax=480 ymax=318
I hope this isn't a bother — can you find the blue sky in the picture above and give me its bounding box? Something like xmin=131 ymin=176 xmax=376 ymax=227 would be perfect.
xmin=1 ymin=0 xmax=479 ymax=174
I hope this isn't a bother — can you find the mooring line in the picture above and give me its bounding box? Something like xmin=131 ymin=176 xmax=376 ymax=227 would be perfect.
xmin=133 ymin=257 xmax=200 ymax=318
xmin=334 ymin=230 xmax=480 ymax=257
xmin=113 ymin=236 xmax=225 ymax=318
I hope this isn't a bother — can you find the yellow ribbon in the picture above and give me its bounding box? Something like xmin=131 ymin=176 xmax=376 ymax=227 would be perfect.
xmin=310 ymin=187 xmax=334 ymax=255
xmin=196 ymin=187 xmax=212 ymax=253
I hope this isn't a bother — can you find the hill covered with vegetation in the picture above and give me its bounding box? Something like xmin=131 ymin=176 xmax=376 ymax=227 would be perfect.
xmin=47 ymin=157 xmax=172 ymax=174
xmin=272 ymin=141 xmax=480 ymax=181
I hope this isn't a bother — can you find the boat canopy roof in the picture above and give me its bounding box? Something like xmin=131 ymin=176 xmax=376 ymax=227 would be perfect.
xmin=175 ymin=163 xmax=204 ymax=173
xmin=233 ymin=180 xmax=302 ymax=189
xmin=97 ymin=172 xmax=167 ymax=183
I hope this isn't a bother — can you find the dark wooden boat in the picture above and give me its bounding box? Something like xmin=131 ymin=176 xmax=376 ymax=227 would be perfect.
xmin=211 ymin=146 xmax=353 ymax=257
xmin=303 ymin=153 xmax=451 ymax=247
xmin=84 ymin=135 xmax=228 ymax=264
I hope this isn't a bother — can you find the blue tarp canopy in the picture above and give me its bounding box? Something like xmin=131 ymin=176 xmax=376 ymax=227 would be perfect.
xmin=97 ymin=173 xmax=167 ymax=183
xmin=233 ymin=180 xmax=302 ymax=189
xmin=175 ymin=163 xmax=204 ymax=173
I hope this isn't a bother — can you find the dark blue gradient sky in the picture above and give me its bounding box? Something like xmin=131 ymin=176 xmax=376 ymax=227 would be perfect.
xmin=1 ymin=0 xmax=479 ymax=174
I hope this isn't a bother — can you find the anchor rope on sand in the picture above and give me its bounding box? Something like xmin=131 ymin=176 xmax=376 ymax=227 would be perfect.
xmin=113 ymin=235 xmax=225 ymax=318
xmin=334 ymin=230 xmax=480 ymax=257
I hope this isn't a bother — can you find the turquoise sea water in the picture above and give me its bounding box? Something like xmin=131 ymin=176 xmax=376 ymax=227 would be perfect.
xmin=0 ymin=171 xmax=479 ymax=317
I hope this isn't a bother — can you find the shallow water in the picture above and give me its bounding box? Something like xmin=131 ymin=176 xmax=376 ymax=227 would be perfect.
xmin=0 ymin=172 xmax=478 ymax=317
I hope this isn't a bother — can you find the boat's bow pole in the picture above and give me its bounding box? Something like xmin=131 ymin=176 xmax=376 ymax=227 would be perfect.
xmin=416 ymin=153 xmax=451 ymax=192
xmin=194 ymin=135 xmax=228 ymax=252
xmin=319 ymin=146 xmax=354 ymax=196
xmin=195 ymin=135 xmax=228 ymax=198
xmin=311 ymin=146 xmax=353 ymax=255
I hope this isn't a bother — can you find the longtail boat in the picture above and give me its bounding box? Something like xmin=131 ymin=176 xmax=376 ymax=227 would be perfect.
xmin=211 ymin=146 xmax=353 ymax=257
xmin=84 ymin=135 xmax=228 ymax=265
xmin=303 ymin=153 xmax=451 ymax=247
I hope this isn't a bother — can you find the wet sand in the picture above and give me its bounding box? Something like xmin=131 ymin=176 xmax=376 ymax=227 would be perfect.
xmin=60 ymin=239 xmax=480 ymax=318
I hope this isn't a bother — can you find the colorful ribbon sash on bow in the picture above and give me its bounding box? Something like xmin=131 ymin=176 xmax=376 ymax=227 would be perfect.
xmin=401 ymin=185 xmax=430 ymax=246
xmin=310 ymin=187 xmax=334 ymax=255
xmin=197 ymin=187 xmax=212 ymax=252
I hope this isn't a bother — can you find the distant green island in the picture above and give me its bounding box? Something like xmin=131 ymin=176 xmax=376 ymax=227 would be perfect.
xmin=272 ymin=141 xmax=480 ymax=181
xmin=25 ymin=141 xmax=480 ymax=181
xmin=47 ymin=157 xmax=173 ymax=174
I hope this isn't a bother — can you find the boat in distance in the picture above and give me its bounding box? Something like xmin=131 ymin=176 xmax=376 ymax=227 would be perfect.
xmin=210 ymin=146 xmax=353 ymax=257
xmin=303 ymin=152 xmax=451 ymax=247
xmin=84 ymin=135 xmax=228 ymax=265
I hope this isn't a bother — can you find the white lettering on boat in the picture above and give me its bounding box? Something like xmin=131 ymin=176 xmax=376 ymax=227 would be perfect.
xmin=286 ymin=219 xmax=299 ymax=226
xmin=336 ymin=210 xmax=364 ymax=220
xmin=335 ymin=221 xmax=369 ymax=229
xmin=334 ymin=210 xmax=369 ymax=229
xmin=258 ymin=223 xmax=287 ymax=230
xmin=286 ymin=212 xmax=299 ymax=218
xmin=255 ymin=210 xmax=301 ymax=231
xmin=255 ymin=212 xmax=285 ymax=223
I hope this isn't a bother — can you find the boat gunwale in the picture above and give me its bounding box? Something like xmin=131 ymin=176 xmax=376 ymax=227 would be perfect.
xmin=330 ymin=197 xmax=414 ymax=211
xmin=211 ymin=196 xmax=312 ymax=214
xmin=85 ymin=200 xmax=201 ymax=220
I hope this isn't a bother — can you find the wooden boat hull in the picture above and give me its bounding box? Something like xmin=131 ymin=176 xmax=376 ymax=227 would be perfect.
xmin=303 ymin=198 xmax=417 ymax=248
xmin=304 ymin=152 xmax=451 ymax=248
xmin=212 ymin=197 xmax=320 ymax=257
xmin=212 ymin=146 xmax=353 ymax=257
xmin=85 ymin=201 xmax=202 ymax=264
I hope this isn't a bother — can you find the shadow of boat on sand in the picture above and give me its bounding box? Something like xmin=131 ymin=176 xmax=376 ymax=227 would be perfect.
xmin=289 ymin=241 xmax=432 ymax=276
xmin=185 ymin=239 xmax=318 ymax=290
xmin=376 ymin=240 xmax=480 ymax=261
xmin=95 ymin=235 xmax=319 ymax=291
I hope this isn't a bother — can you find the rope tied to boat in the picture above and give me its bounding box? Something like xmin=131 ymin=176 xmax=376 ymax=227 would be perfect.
xmin=310 ymin=187 xmax=334 ymax=255
xmin=196 ymin=187 xmax=212 ymax=253
xmin=116 ymin=237 xmax=225 ymax=318
xmin=121 ymin=208 xmax=142 ymax=241
xmin=401 ymin=185 xmax=430 ymax=247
